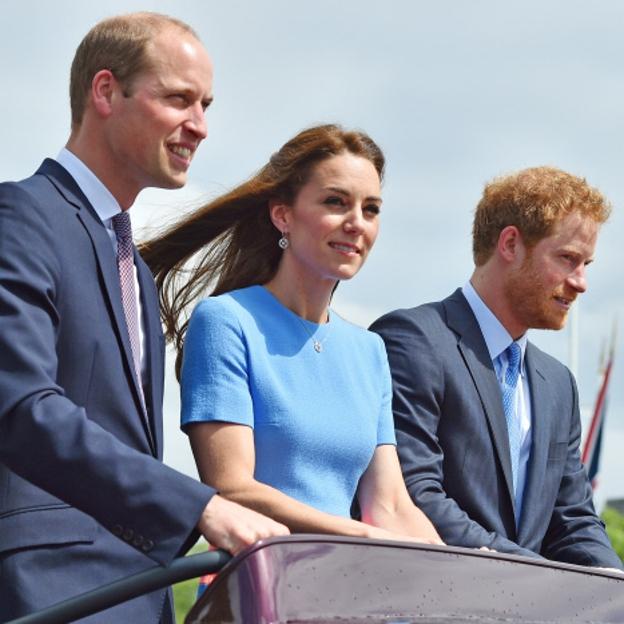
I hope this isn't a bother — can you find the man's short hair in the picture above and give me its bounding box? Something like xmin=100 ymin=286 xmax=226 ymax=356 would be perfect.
xmin=69 ymin=12 xmax=198 ymax=127
xmin=472 ymin=166 xmax=611 ymax=266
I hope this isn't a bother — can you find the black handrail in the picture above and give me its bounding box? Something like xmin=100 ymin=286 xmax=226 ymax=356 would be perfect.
xmin=8 ymin=549 xmax=231 ymax=624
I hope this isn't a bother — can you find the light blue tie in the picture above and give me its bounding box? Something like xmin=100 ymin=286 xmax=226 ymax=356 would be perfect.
xmin=501 ymin=342 xmax=522 ymax=493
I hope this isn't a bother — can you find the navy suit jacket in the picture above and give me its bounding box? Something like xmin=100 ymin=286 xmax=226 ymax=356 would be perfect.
xmin=370 ymin=288 xmax=621 ymax=568
xmin=0 ymin=160 xmax=215 ymax=621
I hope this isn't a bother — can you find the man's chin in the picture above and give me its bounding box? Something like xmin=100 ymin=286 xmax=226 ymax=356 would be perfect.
xmin=158 ymin=174 xmax=188 ymax=190
xmin=537 ymin=314 xmax=568 ymax=331
xmin=521 ymin=305 xmax=569 ymax=331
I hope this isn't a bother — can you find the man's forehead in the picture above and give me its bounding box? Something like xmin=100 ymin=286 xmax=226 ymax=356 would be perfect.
xmin=140 ymin=30 xmax=213 ymax=88
xmin=544 ymin=211 xmax=599 ymax=247
xmin=144 ymin=27 xmax=209 ymax=65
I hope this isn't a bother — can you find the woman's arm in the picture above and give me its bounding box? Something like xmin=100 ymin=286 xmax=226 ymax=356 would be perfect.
xmin=357 ymin=445 xmax=444 ymax=544
xmin=188 ymin=422 xmax=434 ymax=542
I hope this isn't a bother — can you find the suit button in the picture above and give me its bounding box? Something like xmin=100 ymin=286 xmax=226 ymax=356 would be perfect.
xmin=122 ymin=528 xmax=134 ymax=541
xmin=112 ymin=524 xmax=123 ymax=537
xmin=141 ymin=539 xmax=154 ymax=552
xmin=132 ymin=534 xmax=144 ymax=548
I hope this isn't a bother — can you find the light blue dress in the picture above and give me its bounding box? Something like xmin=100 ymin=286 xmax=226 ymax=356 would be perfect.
xmin=181 ymin=285 xmax=396 ymax=518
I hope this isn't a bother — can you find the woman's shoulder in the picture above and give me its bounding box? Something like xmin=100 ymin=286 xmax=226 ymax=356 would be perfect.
xmin=185 ymin=289 xmax=263 ymax=355
xmin=188 ymin=286 xmax=274 ymax=343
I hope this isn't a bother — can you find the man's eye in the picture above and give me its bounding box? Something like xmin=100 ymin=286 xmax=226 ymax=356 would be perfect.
xmin=561 ymin=254 xmax=582 ymax=269
xmin=168 ymin=94 xmax=188 ymax=106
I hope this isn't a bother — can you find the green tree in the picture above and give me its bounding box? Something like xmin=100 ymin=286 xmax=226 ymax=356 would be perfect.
xmin=603 ymin=506 xmax=624 ymax=561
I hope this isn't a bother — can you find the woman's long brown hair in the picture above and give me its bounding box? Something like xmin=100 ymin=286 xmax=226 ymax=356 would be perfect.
xmin=139 ymin=124 xmax=385 ymax=377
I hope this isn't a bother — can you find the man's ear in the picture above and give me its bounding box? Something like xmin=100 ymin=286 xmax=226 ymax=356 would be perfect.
xmin=497 ymin=225 xmax=526 ymax=264
xmin=90 ymin=69 xmax=118 ymax=118
xmin=268 ymin=199 xmax=292 ymax=233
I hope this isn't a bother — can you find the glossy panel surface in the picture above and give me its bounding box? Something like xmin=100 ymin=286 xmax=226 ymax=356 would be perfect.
xmin=187 ymin=535 xmax=624 ymax=623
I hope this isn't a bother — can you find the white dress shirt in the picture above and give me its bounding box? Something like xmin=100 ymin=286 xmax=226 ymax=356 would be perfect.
xmin=56 ymin=148 xmax=147 ymax=383
xmin=462 ymin=281 xmax=532 ymax=526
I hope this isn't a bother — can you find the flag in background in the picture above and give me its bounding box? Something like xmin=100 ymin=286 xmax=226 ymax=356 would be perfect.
xmin=581 ymin=324 xmax=617 ymax=490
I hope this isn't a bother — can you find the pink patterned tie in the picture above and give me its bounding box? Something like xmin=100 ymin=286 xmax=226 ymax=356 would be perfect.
xmin=112 ymin=211 xmax=145 ymax=408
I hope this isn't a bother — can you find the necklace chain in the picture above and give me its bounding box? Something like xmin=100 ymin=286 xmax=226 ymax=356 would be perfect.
xmin=296 ymin=313 xmax=331 ymax=353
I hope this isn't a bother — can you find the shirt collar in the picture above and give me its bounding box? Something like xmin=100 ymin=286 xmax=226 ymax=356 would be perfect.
xmin=462 ymin=280 xmax=528 ymax=370
xmin=56 ymin=147 xmax=122 ymax=226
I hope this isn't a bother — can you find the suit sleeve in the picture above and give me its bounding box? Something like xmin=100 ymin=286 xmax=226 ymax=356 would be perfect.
xmin=0 ymin=183 xmax=214 ymax=566
xmin=370 ymin=309 xmax=541 ymax=558
xmin=541 ymin=370 xmax=622 ymax=568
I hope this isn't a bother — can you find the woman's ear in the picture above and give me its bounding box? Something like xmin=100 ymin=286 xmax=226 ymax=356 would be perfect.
xmin=268 ymin=199 xmax=291 ymax=233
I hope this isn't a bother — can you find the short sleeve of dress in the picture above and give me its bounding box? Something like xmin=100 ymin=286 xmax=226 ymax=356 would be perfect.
xmin=374 ymin=333 xmax=397 ymax=446
xmin=180 ymin=298 xmax=254 ymax=430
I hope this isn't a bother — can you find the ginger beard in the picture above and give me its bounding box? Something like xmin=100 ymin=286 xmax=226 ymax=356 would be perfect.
xmin=503 ymin=247 xmax=577 ymax=332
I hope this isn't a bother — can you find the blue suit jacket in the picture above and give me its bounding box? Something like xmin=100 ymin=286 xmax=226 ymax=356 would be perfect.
xmin=0 ymin=160 xmax=215 ymax=621
xmin=370 ymin=288 xmax=621 ymax=568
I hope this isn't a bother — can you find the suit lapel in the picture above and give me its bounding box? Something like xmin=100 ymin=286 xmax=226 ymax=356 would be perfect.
xmin=136 ymin=253 xmax=163 ymax=458
xmin=517 ymin=344 xmax=549 ymax=540
xmin=445 ymin=290 xmax=516 ymax=513
xmin=40 ymin=160 xmax=157 ymax=454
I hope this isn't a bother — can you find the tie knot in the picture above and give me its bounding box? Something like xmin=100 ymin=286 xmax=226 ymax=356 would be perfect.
xmin=504 ymin=341 xmax=522 ymax=387
xmin=112 ymin=211 xmax=132 ymax=241
xmin=507 ymin=341 xmax=521 ymax=368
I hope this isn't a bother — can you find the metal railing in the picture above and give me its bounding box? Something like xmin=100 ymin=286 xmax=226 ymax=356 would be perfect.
xmin=8 ymin=549 xmax=231 ymax=624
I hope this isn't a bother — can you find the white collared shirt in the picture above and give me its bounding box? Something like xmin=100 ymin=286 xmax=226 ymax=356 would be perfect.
xmin=462 ymin=281 xmax=532 ymax=526
xmin=56 ymin=148 xmax=146 ymax=382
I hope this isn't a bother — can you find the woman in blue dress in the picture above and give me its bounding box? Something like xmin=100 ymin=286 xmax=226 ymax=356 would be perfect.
xmin=143 ymin=124 xmax=442 ymax=545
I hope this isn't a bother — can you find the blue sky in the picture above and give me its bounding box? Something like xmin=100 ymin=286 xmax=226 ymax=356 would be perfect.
xmin=3 ymin=1 xmax=623 ymax=507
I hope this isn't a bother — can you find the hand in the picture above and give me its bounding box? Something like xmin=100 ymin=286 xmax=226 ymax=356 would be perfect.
xmin=197 ymin=494 xmax=290 ymax=555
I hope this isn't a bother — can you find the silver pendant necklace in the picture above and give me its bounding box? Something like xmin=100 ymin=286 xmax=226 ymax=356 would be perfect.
xmin=313 ymin=338 xmax=325 ymax=353
xmin=297 ymin=313 xmax=331 ymax=353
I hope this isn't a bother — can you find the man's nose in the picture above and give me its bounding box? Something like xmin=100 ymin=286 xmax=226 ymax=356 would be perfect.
xmin=186 ymin=102 xmax=208 ymax=140
xmin=567 ymin=264 xmax=587 ymax=293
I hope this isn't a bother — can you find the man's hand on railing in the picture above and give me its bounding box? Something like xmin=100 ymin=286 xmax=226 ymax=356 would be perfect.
xmin=197 ymin=494 xmax=290 ymax=555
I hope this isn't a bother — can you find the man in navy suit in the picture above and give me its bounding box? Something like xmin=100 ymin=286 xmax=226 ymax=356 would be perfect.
xmin=0 ymin=12 xmax=287 ymax=622
xmin=371 ymin=166 xmax=622 ymax=568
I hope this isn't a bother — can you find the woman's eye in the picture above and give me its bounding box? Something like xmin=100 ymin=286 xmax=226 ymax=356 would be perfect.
xmin=324 ymin=196 xmax=345 ymax=206
xmin=365 ymin=204 xmax=381 ymax=216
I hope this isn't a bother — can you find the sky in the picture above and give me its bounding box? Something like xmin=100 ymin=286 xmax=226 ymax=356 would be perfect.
xmin=2 ymin=1 xmax=623 ymax=508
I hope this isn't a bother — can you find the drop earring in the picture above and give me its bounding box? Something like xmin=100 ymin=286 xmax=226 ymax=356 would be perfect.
xmin=278 ymin=233 xmax=289 ymax=250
